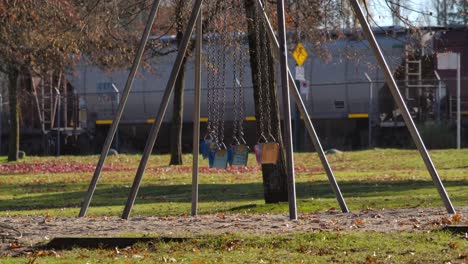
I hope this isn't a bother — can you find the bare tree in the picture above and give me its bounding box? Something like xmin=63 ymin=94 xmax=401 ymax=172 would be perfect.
xmin=169 ymin=0 xmax=190 ymax=165
xmin=0 ymin=0 xmax=147 ymax=161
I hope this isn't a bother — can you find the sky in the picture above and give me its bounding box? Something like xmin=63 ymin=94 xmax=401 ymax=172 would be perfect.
xmin=369 ymin=0 xmax=438 ymax=26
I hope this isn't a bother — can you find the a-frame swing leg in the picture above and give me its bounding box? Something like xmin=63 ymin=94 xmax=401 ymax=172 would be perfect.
xmin=122 ymin=0 xmax=204 ymax=219
xmin=349 ymin=0 xmax=456 ymax=214
xmin=276 ymin=0 xmax=298 ymax=220
xmin=257 ymin=0 xmax=349 ymax=213
xmin=191 ymin=10 xmax=203 ymax=217
xmin=288 ymin=73 xmax=349 ymax=213
xmin=78 ymin=0 xmax=163 ymax=217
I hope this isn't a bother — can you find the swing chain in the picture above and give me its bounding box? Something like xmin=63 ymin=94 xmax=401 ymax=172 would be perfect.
xmin=206 ymin=33 xmax=214 ymax=138
xmin=231 ymin=0 xmax=242 ymax=144
xmin=232 ymin=40 xmax=239 ymax=144
xmin=237 ymin=0 xmax=247 ymax=144
xmin=218 ymin=0 xmax=229 ymax=148
xmin=213 ymin=21 xmax=224 ymax=146
xmin=207 ymin=2 xmax=222 ymax=144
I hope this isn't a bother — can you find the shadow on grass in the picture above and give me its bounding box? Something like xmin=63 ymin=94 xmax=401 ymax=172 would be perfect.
xmin=0 ymin=180 xmax=466 ymax=211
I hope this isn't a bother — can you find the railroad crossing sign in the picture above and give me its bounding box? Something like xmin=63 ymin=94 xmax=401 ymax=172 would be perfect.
xmin=292 ymin=42 xmax=308 ymax=66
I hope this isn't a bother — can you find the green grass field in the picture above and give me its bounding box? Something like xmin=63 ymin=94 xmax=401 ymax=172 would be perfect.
xmin=3 ymin=232 xmax=467 ymax=263
xmin=0 ymin=149 xmax=467 ymax=263
xmin=0 ymin=149 xmax=466 ymax=217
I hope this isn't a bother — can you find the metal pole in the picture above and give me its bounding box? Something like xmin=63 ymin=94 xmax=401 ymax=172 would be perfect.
xmin=78 ymin=0 xmax=162 ymax=217
xmin=365 ymin=73 xmax=373 ymax=148
xmin=293 ymin=2 xmax=301 ymax=152
xmin=289 ymin=75 xmax=350 ymax=213
xmin=0 ymin=94 xmax=2 ymax=155
xmin=55 ymin=88 xmax=61 ymax=156
xmin=63 ymin=76 xmax=68 ymax=130
xmin=112 ymin=84 xmax=120 ymax=152
xmin=457 ymin=54 xmax=461 ymax=149
xmin=257 ymin=0 xmax=349 ymax=213
xmin=293 ymin=97 xmax=301 ymax=150
xmin=434 ymin=71 xmax=441 ymax=122
xmin=122 ymin=0 xmax=203 ymax=219
xmin=191 ymin=7 xmax=202 ymax=216
xmin=276 ymin=0 xmax=297 ymax=220
xmin=349 ymin=0 xmax=456 ymax=214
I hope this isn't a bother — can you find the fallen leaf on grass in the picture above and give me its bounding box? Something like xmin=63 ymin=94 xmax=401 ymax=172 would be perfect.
xmin=9 ymin=243 xmax=22 ymax=249
xmin=365 ymin=255 xmax=377 ymax=264
xmin=297 ymin=245 xmax=311 ymax=254
xmin=451 ymin=213 xmax=462 ymax=223
xmin=33 ymin=250 xmax=60 ymax=257
xmin=0 ymin=162 xmax=123 ymax=174
xmin=43 ymin=213 xmax=52 ymax=223
xmin=333 ymin=226 xmax=344 ymax=231
xmin=354 ymin=219 xmax=365 ymax=226
xmin=440 ymin=217 xmax=452 ymax=225
xmin=216 ymin=213 xmax=225 ymax=220
xmin=225 ymin=239 xmax=243 ymax=251
xmin=27 ymin=256 xmax=37 ymax=264
xmin=429 ymin=217 xmax=453 ymax=226
xmin=449 ymin=241 xmax=460 ymax=249
xmin=163 ymin=256 xmax=177 ymax=263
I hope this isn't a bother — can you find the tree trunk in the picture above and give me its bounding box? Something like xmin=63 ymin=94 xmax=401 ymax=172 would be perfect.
xmin=7 ymin=66 xmax=20 ymax=162
xmin=169 ymin=30 xmax=186 ymax=165
xmin=244 ymin=0 xmax=289 ymax=203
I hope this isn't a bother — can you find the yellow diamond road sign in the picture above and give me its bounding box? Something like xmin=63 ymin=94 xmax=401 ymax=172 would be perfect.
xmin=292 ymin=42 xmax=308 ymax=66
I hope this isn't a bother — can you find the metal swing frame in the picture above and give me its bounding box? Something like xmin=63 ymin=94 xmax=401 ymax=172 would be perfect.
xmin=79 ymin=0 xmax=456 ymax=221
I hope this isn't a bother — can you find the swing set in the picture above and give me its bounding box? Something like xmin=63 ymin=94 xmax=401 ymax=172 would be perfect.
xmin=78 ymin=0 xmax=457 ymax=221
xmin=200 ymin=1 xmax=279 ymax=169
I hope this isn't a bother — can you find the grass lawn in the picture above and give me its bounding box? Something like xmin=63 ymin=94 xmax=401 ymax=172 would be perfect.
xmin=0 ymin=149 xmax=466 ymax=217
xmin=2 ymin=232 xmax=467 ymax=263
xmin=0 ymin=149 xmax=466 ymax=263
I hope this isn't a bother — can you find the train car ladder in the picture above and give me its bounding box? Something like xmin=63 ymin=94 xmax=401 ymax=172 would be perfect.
xmin=31 ymin=73 xmax=61 ymax=134
xmin=405 ymin=59 xmax=422 ymax=99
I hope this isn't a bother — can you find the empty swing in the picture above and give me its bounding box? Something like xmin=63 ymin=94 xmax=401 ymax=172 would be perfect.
xmin=202 ymin=3 xmax=229 ymax=169
xmin=253 ymin=14 xmax=279 ymax=165
xmin=228 ymin=0 xmax=249 ymax=166
xmin=201 ymin=0 xmax=251 ymax=169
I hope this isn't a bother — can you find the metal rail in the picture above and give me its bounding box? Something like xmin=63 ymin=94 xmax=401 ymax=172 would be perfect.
xmin=78 ymin=0 xmax=163 ymax=217
xmin=364 ymin=73 xmax=373 ymax=149
xmin=121 ymin=0 xmax=203 ymax=219
xmin=0 ymin=94 xmax=2 ymax=155
xmin=276 ymin=0 xmax=298 ymax=220
xmin=54 ymin=88 xmax=61 ymax=156
xmin=350 ymin=0 xmax=456 ymax=214
xmin=257 ymin=0 xmax=349 ymax=213
xmin=191 ymin=9 xmax=202 ymax=216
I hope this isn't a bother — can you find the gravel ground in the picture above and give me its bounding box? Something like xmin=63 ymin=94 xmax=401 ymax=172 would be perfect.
xmin=1 ymin=206 xmax=466 ymax=255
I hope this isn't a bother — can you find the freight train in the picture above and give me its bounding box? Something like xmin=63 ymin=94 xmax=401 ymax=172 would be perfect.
xmin=2 ymin=26 xmax=465 ymax=155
